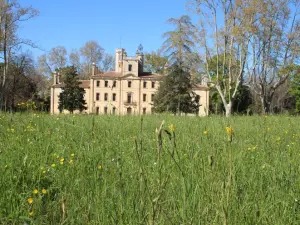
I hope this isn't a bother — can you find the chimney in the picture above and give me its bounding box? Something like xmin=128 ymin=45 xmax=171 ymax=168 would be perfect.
xmin=57 ymin=72 xmax=61 ymax=84
xmin=92 ymin=63 xmax=96 ymax=76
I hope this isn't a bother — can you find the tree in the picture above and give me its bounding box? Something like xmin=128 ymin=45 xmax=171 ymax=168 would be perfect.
xmin=101 ymin=53 xmax=114 ymax=72
xmin=0 ymin=0 xmax=38 ymax=110
xmin=58 ymin=66 xmax=87 ymax=113
xmin=144 ymin=50 xmax=168 ymax=74
xmin=162 ymin=15 xmax=196 ymax=68
xmin=244 ymin=0 xmax=299 ymax=114
xmin=288 ymin=64 xmax=300 ymax=112
xmin=153 ymin=64 xmax=200 ymax=114
xmin=48 ymin=46 xmax=67 ymax=69
xmin=80 ymin=40 xmax=104 ymax=77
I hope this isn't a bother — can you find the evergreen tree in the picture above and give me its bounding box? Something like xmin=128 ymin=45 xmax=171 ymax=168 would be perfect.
xmin=58 ymin=66 xmax=87 ymax=113
xmin=153 ymin=64 xmax=200 ymax=114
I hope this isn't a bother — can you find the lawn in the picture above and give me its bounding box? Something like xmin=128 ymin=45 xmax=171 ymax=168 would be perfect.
xmin=0 ymin=113 xmax=300 ymax=224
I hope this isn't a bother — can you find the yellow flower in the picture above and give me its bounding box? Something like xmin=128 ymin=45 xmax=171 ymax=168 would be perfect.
xmin=226 ymin=126 xmax=234 ymax=136
xmin=98 ymin=164 xmax=102 ymax=169
xmin=169 ymin=123 xmax=175 ymax=132
xmin=69 ymin=159 xmax=73 ymax=164
xmin=60 ymin=161 xmax=64 ymax=165
xmin=33 ymin=189 xmax=38 ymax=195
xmin=60 ymin=158 xmax=64 ymax=162
xmin=27 ymin=197 xmax=33 ymax=204
xmin=42 ymin=170 xmax=46 ymax=174
xmin=51 ymin=163 xmax=56 ymax=168
xmin=203 ymin=130 xmax=208 ymax=135
xmin=29 ymin=211 xmax=34 ymax=217
xmin=42 ymin=189 xmax=47 ymax=194
xmin=71 ymin=153 xmax=75 ymax=157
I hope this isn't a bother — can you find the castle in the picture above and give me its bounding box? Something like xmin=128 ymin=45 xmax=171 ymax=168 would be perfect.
xmin=50 ymin=48 xmax=209 ymax=115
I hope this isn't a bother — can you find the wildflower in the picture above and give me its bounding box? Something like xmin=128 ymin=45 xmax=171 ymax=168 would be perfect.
xmin=60 ymin=161 xmax=64 ymax=165
xmin=29 ymin=211 xmax=34 ymax=217
xmin=42 ymin=170 xmax=46 ymax=174
xmin=226 ymin=126 xmax=234 ymax=136
xmin=71 ymin=153 xmax=75 ymax=157
xmin=42 ymin=189 xmax=47 ymax=194
xmin=69 ymin=159 xmax=73 ymax=164
xmin=98 ymin=164 xmax=102 ymax=169
xmin=169 ymin=123 xmax=175 ymax=132
xmin=33 ymin=189 xmax=38 ymax=195
xmin=203 ymin=130 xmax=208 ymax=135
xmin=56 ymin=118 xmax=59 ymax=121
xmin=27 ymin=197 xmax=33 ymax=204
xmin=60 ymin=158 xmax=64 ymax=162
xmin=51 ymin=163 xmax=56 ymax=168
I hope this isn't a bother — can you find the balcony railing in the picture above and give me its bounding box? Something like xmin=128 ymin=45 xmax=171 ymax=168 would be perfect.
xmin=124 ymin=101 xmax=137 ymax=106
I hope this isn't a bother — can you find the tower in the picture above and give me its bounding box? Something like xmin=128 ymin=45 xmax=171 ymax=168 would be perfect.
xmin=115 ymin=48 xmax=125 ymax=73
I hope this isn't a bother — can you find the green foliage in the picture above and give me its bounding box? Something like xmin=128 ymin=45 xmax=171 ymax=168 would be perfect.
xmin=58 ymin=66 xmax=87 ymax=113
xmin=144 ymin=51 xmax=168 ymax=74
xmin=288 ymin=64 xmax=300 ymax=112
xmin=153 ymin=64 xmax=200 ymax=114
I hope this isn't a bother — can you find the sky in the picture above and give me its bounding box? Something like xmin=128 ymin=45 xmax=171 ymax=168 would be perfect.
xmin=18 ymin=0 xmax=190 ymax=60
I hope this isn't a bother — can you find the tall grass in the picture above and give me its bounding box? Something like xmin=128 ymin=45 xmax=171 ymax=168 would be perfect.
xmin=0 ymin=113 xmax=300 ymax=224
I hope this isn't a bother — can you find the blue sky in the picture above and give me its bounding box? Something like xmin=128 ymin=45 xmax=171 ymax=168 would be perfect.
xmin=18 ymin=0 xmax=189 ymax=59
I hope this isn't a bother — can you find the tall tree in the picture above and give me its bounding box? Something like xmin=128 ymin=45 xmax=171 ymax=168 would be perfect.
xmin=48 ymin=46 xmax=67 ymax=69
xmin=101 ymin=53 xmax=114 ymax=72
xmin=288 ymin=64 xmax=300 ymax=112
xmin=245 ymin=0 xmax=299 ymax=114
xmin=80 ymin=40 xmax=104 ymax=77
xmin=189 ymin=0 xmax=251 ymax=117
xmin=162 ymin=15 xmax=196 ymax=68
xmin=58 ymin=66 xmax=87 ymax=113
xmin=153 ymin=64 xmax=200 ymax=114
xmin=0 ymin=0 xmax=38 ymax=110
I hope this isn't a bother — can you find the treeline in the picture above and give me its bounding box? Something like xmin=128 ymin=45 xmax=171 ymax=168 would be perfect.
xmin=0 ymin=0 xmax=299 ymax=116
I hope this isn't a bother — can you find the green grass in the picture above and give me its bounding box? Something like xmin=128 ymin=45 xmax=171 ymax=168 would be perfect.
xmin=0 ymin=113 xmax=300 ymax=224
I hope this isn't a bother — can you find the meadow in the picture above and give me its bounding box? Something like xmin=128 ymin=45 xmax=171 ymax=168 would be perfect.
xmin=0 ymin=113 xmax=300 ymax=224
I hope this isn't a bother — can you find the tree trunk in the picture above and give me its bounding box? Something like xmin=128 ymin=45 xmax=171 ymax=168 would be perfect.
xmin=225 ymin=102 xmax=232 ymax=117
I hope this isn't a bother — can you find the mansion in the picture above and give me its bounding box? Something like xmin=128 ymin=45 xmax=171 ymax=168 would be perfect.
xmin=50 ymin=48 xmax=209 ymax=115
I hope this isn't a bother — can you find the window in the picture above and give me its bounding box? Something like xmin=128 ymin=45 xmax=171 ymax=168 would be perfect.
xmin=104 ymin=107 xmax=108 ymax=114
xmin=152 ymin=82 xmax=155 ymax=88
xmin=143 ymin=108 xmax=146 ymax=114
xmin=96 ymin=81 xmax=100 ymax=87
xmin=151 ymin=94 xmax=154 ymax=102
xmin=96 ymin=93 xmax=100 ymax=101
xmin=96 ymin=107 xmax=99 ymax=115
xmin=105 ymin=80 xmax=108 ymax=87
xmin=128 ymin=81 xmax=132 ymax=88
xmin=112 ymin=107 xmax=116 ymax=115
xmin=128 ymin=64 xmax=132 ymax=71
xmin=113 ymin=81 xmax=116 ymax=88
xmin=104 ymin=93 xmax=108 ymax=101
xmin=143 ymin=81 xmax=147 ymax=88
xmin=127 ymin=107 xmax=132 ymax=115
xmin=127 ymin=93 xmax=132 ymax=103
xmin=112 ymin=93 xmax=116 ymax=101
xmin=143 ymin=94 xmax=147 ymax=102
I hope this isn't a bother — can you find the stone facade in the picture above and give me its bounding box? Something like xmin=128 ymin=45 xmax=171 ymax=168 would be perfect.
xmin=50 ymin=48 xmax=209 ymax=116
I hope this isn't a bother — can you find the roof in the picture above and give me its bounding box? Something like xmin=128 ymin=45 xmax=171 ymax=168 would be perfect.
xmin=192 ymin=83 xmax=209 ymax=91
xmin=92 ymin=71 xmax=164 ymax=80
xmin=52 ymin=80 xmax=90 ymax=89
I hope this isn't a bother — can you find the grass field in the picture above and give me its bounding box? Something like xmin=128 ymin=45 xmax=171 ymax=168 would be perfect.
xmin=0 ymin=113 xmax=300 ymax=224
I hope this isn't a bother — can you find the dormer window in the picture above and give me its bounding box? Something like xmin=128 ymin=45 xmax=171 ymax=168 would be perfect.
xmin=128 ymin=64 xmax=132 ymax=72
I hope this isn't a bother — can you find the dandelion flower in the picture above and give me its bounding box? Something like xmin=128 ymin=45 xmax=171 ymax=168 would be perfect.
xmin=203 ymin=130 xmax=208 ymax=135
xmin=27 ymin=197 xmax=33 ymax=204
xmin=51 ymin=163 xmax=56 ymax=168
xmin=169 ymin=124 xmax=175 ymax=132
xmin=42 ymin=170 xmax=46 ymax=174
xmin=60 ymin=158 xmax=64 ymax=162
xmin=42 ymin=189 xmax=47 ymax=194
xmin=29 ymin=211 xmax=34 ymax=216
xmin=226 ymin=126 xmax=234 ymax=136
xmin=71 ymin=153 xmax=75 ymax=157
xmin=98 ymin=164 xmax=102 ymax=169
xmin=33 ymin=189 xmax=38 ymax=195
